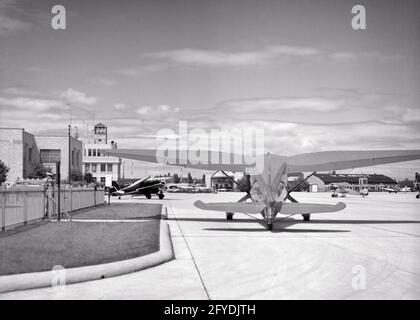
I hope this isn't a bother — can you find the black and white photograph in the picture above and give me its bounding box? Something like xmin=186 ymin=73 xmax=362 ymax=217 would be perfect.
xmin=0 ymin=0 xmax=420 ymax=305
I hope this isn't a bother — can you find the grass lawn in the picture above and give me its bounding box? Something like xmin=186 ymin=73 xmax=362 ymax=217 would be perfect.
xmin=73 ymin=203 xmax=162 ymax=220
xmin=0 ymin=206 xmax=161 ymax=275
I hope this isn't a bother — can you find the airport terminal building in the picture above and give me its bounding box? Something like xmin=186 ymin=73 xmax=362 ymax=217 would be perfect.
xmin=306 ymin=173 xmax=398 ymax=192
xmin=82 ymin=123 xmax=121 ymax=184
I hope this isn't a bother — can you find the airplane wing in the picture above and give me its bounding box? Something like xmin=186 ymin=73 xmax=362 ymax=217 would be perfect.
xmin=273 ymin=202 xmax=346 ymax=215
xmin=135 ymin=183 xmax=164 ymax=191
xmin=105 ymin=149 xmax=420 ymax=173
xmin=104 ymin=149 xmax=252 ymax=171
xmin=122 ymin=176 xmax=150 ymax=191
xmin=286 ymin=150 xmax=420 ymax=173
xmin=194 ymin=200 xmax=345 ymax=216
xmin=194 ymin=200 xmax=266 ymax=214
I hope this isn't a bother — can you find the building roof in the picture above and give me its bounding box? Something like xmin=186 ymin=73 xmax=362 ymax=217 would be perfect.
xmin=314 ymin=173 xmax=397 ymax=185
xmin=211 ymin=171 xmax=235 ymax=178
xmin=95 ymin=123 xmax=106 ymax=128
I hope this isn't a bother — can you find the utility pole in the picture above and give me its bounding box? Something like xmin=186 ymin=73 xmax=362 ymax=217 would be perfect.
xmin=68 ymin=103 xmax=72 ymax=185
xmin=68 ymin=124 xmax=71 ymax=185
xmin=56 ymin=162 xmax=61 ymax=221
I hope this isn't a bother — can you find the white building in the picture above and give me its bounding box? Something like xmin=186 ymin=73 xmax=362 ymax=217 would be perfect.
xmin=82 ymin=123 xmax=121 ymax=184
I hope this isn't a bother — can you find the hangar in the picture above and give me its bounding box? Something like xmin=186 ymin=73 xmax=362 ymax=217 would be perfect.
xmin=210 ymin=171 xmax=235 ymax=191
xmin=306 ymin=173 xmax=397 ymax=192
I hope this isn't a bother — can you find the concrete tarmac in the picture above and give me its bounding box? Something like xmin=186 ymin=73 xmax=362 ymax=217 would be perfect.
xmin=1 ymin=191 xmax=419 ymax=299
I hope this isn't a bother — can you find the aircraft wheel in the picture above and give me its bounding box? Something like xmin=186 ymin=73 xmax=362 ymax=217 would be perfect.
xmin=159 ymin=193 xmax=164 ymax=199
xmin=267 ymin=223 xmax=273 ymax=231
xmin=146 ymin=194 xmax=151 ymax=199
xmin=118 ymin=196 xmax=121 ymax=200
xmin=303 ymin=214 xmax=311 ymax=222
xmin=226 ymin=212 xmax=234 ymax=220
xmin=417 ymin=194 xmax=420 ymax=199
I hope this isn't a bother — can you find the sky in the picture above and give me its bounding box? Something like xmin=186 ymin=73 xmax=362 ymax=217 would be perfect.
xmin=0 ymin=0 xmax=419 ymax=180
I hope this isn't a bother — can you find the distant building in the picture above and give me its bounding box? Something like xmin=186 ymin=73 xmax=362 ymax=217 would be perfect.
xmin=0 ymin=128 xmax=83 ymax=183
xmin=306 ymin=173 xmax=397 ymax=192
xmin=82 ymin=123 xmax=121 ymax=184
xmin=210 ymin=171 xmax=235 ymax=190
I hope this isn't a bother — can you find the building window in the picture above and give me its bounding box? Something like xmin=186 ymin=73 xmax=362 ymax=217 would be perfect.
xmin=92 ymin=164 xmax=97 ymax=172
xmin=93 ymin=149 xmax=97 ymax=157
xmin=85 ymin=164 xmax=90 ymax=172
xmin=100 ymin=177 xmax=106 ymax=184
xmin=88 ymin=149 xmax=92 ymax=156
xmin=40 ymin=149 xmax=61 ymax=163
xmin=28 ymin=148 xmax=32 ymax=163
xmin=359 ymin=177 xmax=368 ymax=185
xmin=101 ymin=164 xmax=106 ymax=172
xmin=107 ymin=164 xmax=112 ymax=172
xmin=97 ymin=149 xmax=101 ymax=157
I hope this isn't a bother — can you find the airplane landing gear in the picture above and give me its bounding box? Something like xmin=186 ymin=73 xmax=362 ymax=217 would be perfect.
xmin=267 ymin=223 xmax=273 ymax=231
xmin=226 ymin=212 xmax=234 ymax=220
xmin=159 ymin=193 xmax=164 ymax=200
xmin=417 ymin=194 xmax=420 ymax=199
xmin=145 ymin=194 xmax=152 ymax=199
xmin=302 ymin=214 xmax=311 ymax=221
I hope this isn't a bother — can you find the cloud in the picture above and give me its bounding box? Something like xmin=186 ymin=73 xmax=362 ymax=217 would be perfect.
xmin=113 ymin=103 xmax=127 ymax=110
xmin=60 ymin=88 xmax=97 ymax=106
xmin=330 ymin=51 xmax=404 ymax=63
xmin=115 ymin=45 xmax=404 ymax=77
xmin=0 ymin=96 xmax=63 ymax=111
xmin=330 ymin=52 xmax=358 ymax=62
xmin=221 ymin=97 xmax=342 ymax=112
xmin=147 ymin=45 xmax=321 ymax=67
xmin=401 ymin=108 xmax=420 ymax=123
xmin=88 ymin=77 xmax=116 ymax=87
xmin=135 ymin=104 xmax=180 ymax=119
xmin=1 ymin=86 xmax=42 ymax=96
xmin=0 ymin=13 xmax=32 ymax=35
xmin=115 ymin=64 xmax=168 ymax=77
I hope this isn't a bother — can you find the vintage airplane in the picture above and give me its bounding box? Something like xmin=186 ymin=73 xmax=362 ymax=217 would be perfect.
xmin=331 ymin=185 xmax=369 ymax=198
xmin=399 ymin=186 xmax=412 ymax=192
xmin=109 ymin=176 xmax=166 ymax=199
xmin=382 ymin=187 xmax=399 ymax=193
xmin=105 ymin=149 xmax=420 ymax=230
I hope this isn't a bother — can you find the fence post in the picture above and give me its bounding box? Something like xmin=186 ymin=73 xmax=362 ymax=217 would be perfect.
xmin=23 ymin=191 xmax=28 ymax=225
xmin=94 ymin=186 xmax=97 ymax=206
xmin=69 ymin=186 xmax=72 ymax=220
xmin=1 ymin=186 xmax=5 ymax=231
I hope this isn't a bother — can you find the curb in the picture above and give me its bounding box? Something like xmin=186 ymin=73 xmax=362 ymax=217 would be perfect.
xmin=161 ymin=204 xmax=168 ymax=220
xmin=0 ymin=217 xmax=174 ymax=294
